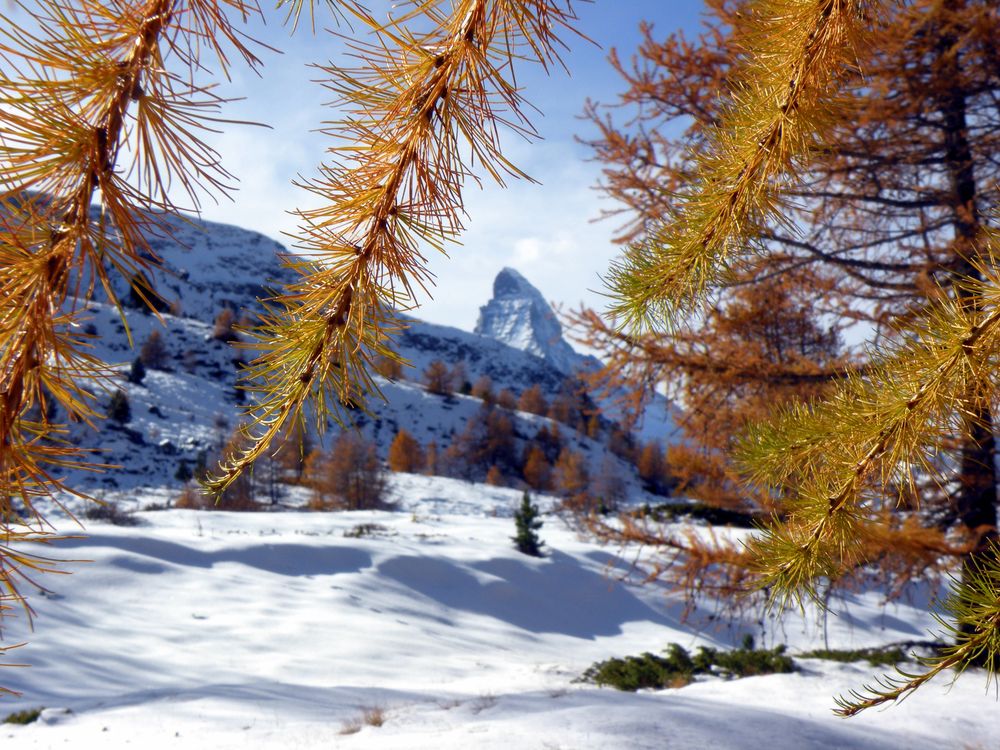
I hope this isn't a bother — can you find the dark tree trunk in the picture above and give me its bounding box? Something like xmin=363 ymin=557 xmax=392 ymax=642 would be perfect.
xmin=934 ymin=0 xmax=999 ymax=644
xmin=956 ymin=409 xmax=999 ymax=558
xmin=956 ymin=406 xmax=999 ymax=654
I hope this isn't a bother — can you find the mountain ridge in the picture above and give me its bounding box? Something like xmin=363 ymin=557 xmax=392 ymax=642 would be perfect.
xmin=54 ymin=211 xmax=674 ymax=502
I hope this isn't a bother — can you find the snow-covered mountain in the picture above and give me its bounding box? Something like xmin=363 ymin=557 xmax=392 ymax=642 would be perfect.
xmin=474 ymin=267 xmax=585 ymax=375
xmin=94 ymin=209 xmax=292 ymax=322
xmin=60 ymin=212 xmax=674 ymax=496
xmin=471 ymin=266 xmax=678 ymax=445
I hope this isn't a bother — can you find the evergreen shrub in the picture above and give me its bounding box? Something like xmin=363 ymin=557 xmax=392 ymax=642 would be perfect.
xmin=582 ymin=638 xmax=795 ymax=691
xmin=3 ymin=708 xmax=43 ymax=725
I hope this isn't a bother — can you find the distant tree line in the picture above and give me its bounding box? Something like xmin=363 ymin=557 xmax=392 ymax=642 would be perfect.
xmin=171 ymin=355 xmax=673 ymax=514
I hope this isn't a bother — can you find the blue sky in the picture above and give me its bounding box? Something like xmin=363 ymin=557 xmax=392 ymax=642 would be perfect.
xmin=181 ymin=1 xmax=709 ymax=330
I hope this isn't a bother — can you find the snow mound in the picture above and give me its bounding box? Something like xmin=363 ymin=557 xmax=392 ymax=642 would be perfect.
xmin=2 ymin=486 xmax=998 ymax=749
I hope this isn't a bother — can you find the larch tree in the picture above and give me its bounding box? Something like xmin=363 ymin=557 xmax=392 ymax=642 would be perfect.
xmin=579 ymin=0 xmax=1000 ymax=714
xmin=496 ymin=387 xmax=518 ymax=411
xmin=552 ymin=446 xmax=589 ymax=507
xmin=174 ymin=426 xmax=260 ymax=510
xmin=307 ymin=431 xmax=388 ymax=511
xmin=4 ymin=0 xmax=996 ymax=717
xmin=422 ymin=359 xmax=452 ymax=396
xmin=442 ymin=403 xmax=517 ymax=480
xmin=485 ymin=464 xmax=505 ymax=486
xmin=0 ymin=0 xmax=583 ymax=687
xmin=139 ymin=329 xmax=169 ymax=368
xmin=388 ymin=428 xmax=425 ymax=474
xmin=212 ymin=308 xmax=238 ymax=342
xmin=471 ymin=374 xmax=494 ymax=403
xmin=423 ymin=439 xmax=440 ymax=477
xmin=517 ymin=383 xmax=548 ymax=416
xmin=587 ymin=250 xmax=846 ymax=476
xmin=635 ymin=440 xmax=666 ymax=493
xmin=372 ymin=353 xmax=404 ymax=381
xmin=522 ymin=443 xmax=552 ymax=491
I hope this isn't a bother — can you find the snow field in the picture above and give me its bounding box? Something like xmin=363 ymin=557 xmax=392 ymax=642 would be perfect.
xmin=2 ymin=477 xmax=999 ymax=748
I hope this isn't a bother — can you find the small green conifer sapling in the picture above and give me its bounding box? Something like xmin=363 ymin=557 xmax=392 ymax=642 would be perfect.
xmin=513 ymin=491 xmax=544 ymax=557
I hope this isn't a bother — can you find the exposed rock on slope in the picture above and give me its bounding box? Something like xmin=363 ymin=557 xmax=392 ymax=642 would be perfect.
xmin=474 ymin=267 xmax=584 ymax=375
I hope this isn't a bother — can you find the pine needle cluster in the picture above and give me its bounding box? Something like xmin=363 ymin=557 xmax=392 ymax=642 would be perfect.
xmin=607 ymin=0 xmax=875 ymax=331
xmin=603 ymin=0 xmax=1000 ymax=716
xmin=0 ymin=0 xmax=582 ymax=689
xmin=206 ymin=0 xmax=582 ymax=495
xmin=0 ymin=0 xmax=262 ymax=638
xmin=741 ymin=243 xmax=1000 ymax=712
xmin=833 ymin=546 xmax=1000 ymax=716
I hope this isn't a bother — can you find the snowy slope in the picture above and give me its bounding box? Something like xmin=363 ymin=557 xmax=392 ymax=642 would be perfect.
xmin=104 ymin=210 xmax=293 ymax=322
xmin=65 ymin=304 xmax=243 ymax=490
xmin=58 ymin=211 xmax=672 ymax=496
xmin=2 ymin=482 xmax=998 ymax=749
xmin=65 ymin=302 xmax=650 ymax=501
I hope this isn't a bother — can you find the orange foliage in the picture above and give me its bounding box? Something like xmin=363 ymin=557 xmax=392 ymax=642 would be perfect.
xmin=388 ymin=429 xmax=425 ymax=474
xmin=517 ymin=384 xmax=547 ymax=416
xmin=423 ymin=360 xmax=451 ymax=396
xmin=553 ymin=447 xmax=589 ymax=505
xmin=307 ymin=432 xmax=389 ymax=511
xmin=485 ymin=465 xmax=504 ymax=486
xmin=522 ymin=444 xmax=552 ymax=491
xmin=569 ymin=0 xmax=1000 ymax=608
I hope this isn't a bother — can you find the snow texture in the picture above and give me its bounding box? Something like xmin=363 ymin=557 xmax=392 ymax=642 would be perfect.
xmin=5 ymin=214 xmax=980 ymax=748
xmin=2 ymin=482 xmax=998 ymax=749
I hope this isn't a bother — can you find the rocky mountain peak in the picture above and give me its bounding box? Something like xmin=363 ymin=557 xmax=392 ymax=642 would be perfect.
xmin=491 ymin=267 xmax=539 ymax=299
xmin=474 ymin=267 xmax=580 ymax=374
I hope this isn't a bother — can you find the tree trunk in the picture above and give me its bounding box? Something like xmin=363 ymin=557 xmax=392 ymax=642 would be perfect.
xmin=934 ymin=0 xmax=999 ymax=641
xmin=957 ymin=407 xmax=999 ymax=565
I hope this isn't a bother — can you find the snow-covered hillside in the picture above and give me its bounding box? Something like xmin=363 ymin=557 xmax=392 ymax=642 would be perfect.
xmin=3 ymin=480 xmax=998 ymax=749
xmin=62 ymin=211 xmax=674 ymax=495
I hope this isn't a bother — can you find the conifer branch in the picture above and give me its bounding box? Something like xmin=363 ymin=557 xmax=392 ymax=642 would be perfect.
xmin=835 ymin=543 xmax=1000 ymax=716
xmin=207 ymin=0 xmax=582 ymax=495
xmin=742 ymin=239 xmax=1000 ymax=608
xmin=0 ymin=529 xmax=70 ymax=634
xmin=568 ymin=306 xmax=862 ymax=387
xmin=584 ymin=0 xmax=1000 ymax=716
xmin=0 ymin=0 xmax=261 ymax=632
xmin=607 ymin=0 xmax=877 ymax=330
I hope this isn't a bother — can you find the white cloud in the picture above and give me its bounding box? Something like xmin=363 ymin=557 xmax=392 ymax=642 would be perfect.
xmin=513 ymin=237 xmax=542 ymax=264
